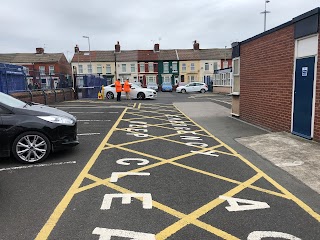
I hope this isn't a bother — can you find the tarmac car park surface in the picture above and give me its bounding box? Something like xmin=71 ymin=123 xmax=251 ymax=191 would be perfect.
xmin=0 ymin=92 xmax=319 ymax=240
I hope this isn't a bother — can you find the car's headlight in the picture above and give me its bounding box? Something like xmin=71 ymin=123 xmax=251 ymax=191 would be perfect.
xmin=38 ymin=116 xmax=75 ymax=126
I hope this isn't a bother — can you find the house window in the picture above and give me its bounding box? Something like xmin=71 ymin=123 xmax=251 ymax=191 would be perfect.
xmin=172 ymin=62 xmax=177 ymax=72
xmin=205 ymin=63 xmax=209 ymax=71
xmin=131 ymin=64 xmax=135 ymax=73
xmin=97 ymin=64 xmax=102 ymax=74
xmin=226 ymin=73 xmax=231 ymax=86
xmin=122 ymin=64 xmax=126 ymax=73
xmin=88 ymin=64 xmax=92 ymax=74
xmin=148 ymin=62 xmax=154 ymax=72
xmin=24 ymin=67 xmax=29 ymax=75
xmin=147 ymin=76 xmax=156 ymax=83
xmin=182 ymin=63 xmax=186 ymax=72
xmin=106 ymin=64 xmax=111 ymax=74
xmin=213 ymin=62 xmax=218 ymax=70
xmin=188 ymin=75 xmax=196 ymax=82
xmin=190 ymin=63 xmax=195 ymax=71
xmin=162 ymin=76 xmax=170 ymax=82
xmin=39 ymin=66 xmax=45 ymax=75
xmin=49 ymin=66 xmax=54 ymax=75
xmin=140 ymin=63 xmax=145 ymax=72
xmin=163 ymin=62 xmax=169 ymax=73
xmin=233 ymin=58 xmax=240 ymax=75
xmin=79 ymin=65 xmax=83 ymax=74
xmin=223 ymin=61 xmax=228 ymax=69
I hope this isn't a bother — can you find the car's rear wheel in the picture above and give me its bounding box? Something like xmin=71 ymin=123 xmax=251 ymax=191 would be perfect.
xmin=181 ymin=89 xmax=186 ymax=93
xmin=106 ymin=92 xmax=114 ymax=99
xmin=12 ymin=131 xmax=51 ymax=163
xmin=137 ymin=92 xmax=145 ymax=100
xmin=200 ymin=89 xmax=206 ymax=93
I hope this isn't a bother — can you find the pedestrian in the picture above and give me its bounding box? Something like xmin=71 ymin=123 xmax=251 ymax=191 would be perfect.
xmin=28 ymin=82 xmax=33 ymax=90
xmin=115 ymin=78 xmax=122 ymax=101
xmin=124 ymin=78 xmax=131 ymax=100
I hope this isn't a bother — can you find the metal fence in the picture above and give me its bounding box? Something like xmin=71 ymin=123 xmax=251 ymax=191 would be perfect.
xmin=0 ymin=63 xmax=27 ymax=93
xmin=26 ymin=70 xmax=72 ymax=90
xmin=75 ymin=74 xmax=108 ymax=98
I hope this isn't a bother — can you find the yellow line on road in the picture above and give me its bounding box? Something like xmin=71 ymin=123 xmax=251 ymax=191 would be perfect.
xmin=175 ymin=105 xmax=320 ymax=222
xmin=156 ymin=173 xmax=262 ymax=239
xmin=35 ymin=108 xmax=128 ymax=240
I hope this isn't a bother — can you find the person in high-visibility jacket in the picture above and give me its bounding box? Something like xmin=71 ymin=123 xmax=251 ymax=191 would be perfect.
xmin=115 ymin=79 xmax=122 ymax=101
xmin=124 ymin=78 xmax=131 ymax=100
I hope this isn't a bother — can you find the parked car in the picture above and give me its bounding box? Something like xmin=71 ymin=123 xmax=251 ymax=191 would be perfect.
xmin=0 ymin=92 xmax=79 ymax=163
xmin=147 ymin=82 xmax=159 ymax=91
xmin=176 ymin=82 xmax=208 ymax=93
xmin=104 ymin=83 xmax=157 ymax=100
xmin=161 ymin=82 xmax=173 ymax=92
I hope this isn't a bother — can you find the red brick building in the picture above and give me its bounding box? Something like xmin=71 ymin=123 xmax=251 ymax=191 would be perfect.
xmin=231 ymin=8 xmax=320 ymax=141
xmin=0 ymin=48 xmax=71 ymax=89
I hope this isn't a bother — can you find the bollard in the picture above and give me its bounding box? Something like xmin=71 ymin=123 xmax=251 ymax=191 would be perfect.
xmin=101 ymin=85 xmax=105 ymax=100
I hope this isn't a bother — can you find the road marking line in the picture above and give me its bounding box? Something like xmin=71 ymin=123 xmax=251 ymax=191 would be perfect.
xmin=0 ymin=161 xmax=76 ymax=172
xmin=156 ymin=173 xmax=262 ymax=239
xmin=175 ymin=105 xmax=320 ymax=222
xmin=35 ymin=108 xmax=127 ymax=240
xmin=211 ymin=99 xmax=231 ymax=105
xmin=78 ymin=133 xmax=101 ymax=136
xmin=77 ymin=120 xmax=111 ymax=122
xmin=69 ymin=112 xmax=105 ymax=114
xmin=86 ymin=174 xmax=239 ymax=240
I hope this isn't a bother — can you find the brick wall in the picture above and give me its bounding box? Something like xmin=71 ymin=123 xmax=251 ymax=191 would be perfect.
xmin=314 ymin=23 xmax=320 ymax=141
xmin=240 ymin=25 xmax=295 ymax=132
xmin=11 ymin=88 xmax=74 ymax=105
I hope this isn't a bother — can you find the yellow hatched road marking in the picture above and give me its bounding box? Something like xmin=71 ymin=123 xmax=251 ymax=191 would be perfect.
xmin=35 ymin=108 xmax=128 ymax=240
xmin=86 ymin=174 xmax=240 ymax=240
xmin=174 ymin=105 xmax=320 ymax=222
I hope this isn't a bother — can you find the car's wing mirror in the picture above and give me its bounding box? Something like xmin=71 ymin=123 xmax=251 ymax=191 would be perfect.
xmin=131 ymin=87 xmax=135 ymax=89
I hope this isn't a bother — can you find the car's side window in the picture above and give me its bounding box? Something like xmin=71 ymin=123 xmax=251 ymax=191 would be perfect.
xmin=189 ymin=83 xmax=195 ymax=86
xmin=110 ymin=84 xmax=115 ymax=88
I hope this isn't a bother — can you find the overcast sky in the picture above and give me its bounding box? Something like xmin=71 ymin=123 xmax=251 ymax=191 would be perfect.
xmin=0 ymin=0 xmax=319 ymax=60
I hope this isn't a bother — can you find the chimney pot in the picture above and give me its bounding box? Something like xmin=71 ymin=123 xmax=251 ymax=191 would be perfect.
xmin=115 ymin=41 xmax=121 ymax=53
xmin=74 ymin=45 xmax=79 ymax=53
xmin=154 ymin=43 xmax=160 ymax=52
xmin=193 ymin=41 xmax=199 ymax=51
xmin=36 ymin=48 xmax=44 ymax=54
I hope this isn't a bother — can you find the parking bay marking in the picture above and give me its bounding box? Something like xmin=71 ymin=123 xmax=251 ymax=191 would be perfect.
xmin=78 ymin=133 xmax=101 ymax=136
xmin=0 ymin=161 xmax=76 ymax=172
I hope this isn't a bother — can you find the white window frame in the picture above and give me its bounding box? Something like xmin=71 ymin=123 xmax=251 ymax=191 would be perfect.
xmin=172 ymin=62 xmax=178 ymax=72
xmin=162 ymin=76 xmax=170 ymax=83
xmin=88 ymin=64 xmax=92 ymax=74
xmin=39 ymin=66 xmax=45 ymax=75
xmin=163 ymin=62 xmax=169 ymax=73
xmin=190 ymin=63 xmax=195 ymax=71
xmin=131 ymin=64 xmax=135 ymax=73
xmin=233 ymin=58 xmax=240 ymax=76
xmin=148 ymin=62 xmax=154 ymax=72
xmin=182 ymin=63 xmax=186 ymax=72
xmin=106 ymin=64 xmax=111 ymax=74
xmin=121 ymin=64 xmax=127 ymax=73
xmin=188 ymin=75 xmax=196 ymax=82
xmin=204 ymin=63 xmax=209 ymax=71
xmin=140 ymin=63 xmax=145 ymax=73
xmin=25 ymin=67 xmax=29 ymax=75
xmin=147 ymin=76 xmax=156 ymax=83
xmin=97 ymin=64 xmax=102 ymax=74
xmin=79 ymin=65 xmax=83 ymax=74
xmin=213 ymin=62 xmax=218 ymax=70
xmin=49 ymin=65 xmax=54 ymax=75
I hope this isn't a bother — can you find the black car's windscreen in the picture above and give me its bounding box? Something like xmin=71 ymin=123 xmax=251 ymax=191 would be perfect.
xmin=0 ymin=92 xmax=25 ymax=108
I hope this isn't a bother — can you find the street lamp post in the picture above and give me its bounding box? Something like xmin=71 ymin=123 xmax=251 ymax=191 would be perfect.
xmin=83 ymin=36 xmax=92 ymax=73
xmin=261 ymin=0 xmax=270 ymax=32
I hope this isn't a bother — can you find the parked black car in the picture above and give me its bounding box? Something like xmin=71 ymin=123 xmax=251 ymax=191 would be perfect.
xmin=0 ymin=92 xmax=79 ymax=163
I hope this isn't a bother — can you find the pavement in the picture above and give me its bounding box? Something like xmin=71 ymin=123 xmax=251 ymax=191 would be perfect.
xmin=174 ymin=100 xmax=320 ymax=214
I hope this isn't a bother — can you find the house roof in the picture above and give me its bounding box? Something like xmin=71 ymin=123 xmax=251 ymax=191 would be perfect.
xmin=0 ymin=53 xmax=64 ymax=63
xmin=177 ymin=48 xmax=232 ymax=61
xmin=70 ymin=48 xmax=232 ymax=63
xmin=71 ymin=50 xmax=139 ymax=62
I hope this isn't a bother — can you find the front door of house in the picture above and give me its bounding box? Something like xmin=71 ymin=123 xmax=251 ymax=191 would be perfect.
xmin=292 ymin=56 xmax=315 ymax=139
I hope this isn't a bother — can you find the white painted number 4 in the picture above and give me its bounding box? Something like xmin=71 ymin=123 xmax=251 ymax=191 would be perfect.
xmin=93 ymin=228 xmax=155 ymax=240
xmin=219 ymin=196 xmax=270 ymax=212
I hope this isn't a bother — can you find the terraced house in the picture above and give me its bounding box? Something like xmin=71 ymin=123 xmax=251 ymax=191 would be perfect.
xmin=71 ymin=41 xmax=232 ymax=91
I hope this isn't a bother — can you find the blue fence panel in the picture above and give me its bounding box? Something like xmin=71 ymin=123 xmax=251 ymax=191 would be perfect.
xmin=80 ymin=74 xmax=107 ymax=98
xmin=0 ymin=63 xmax=26 ymax=93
